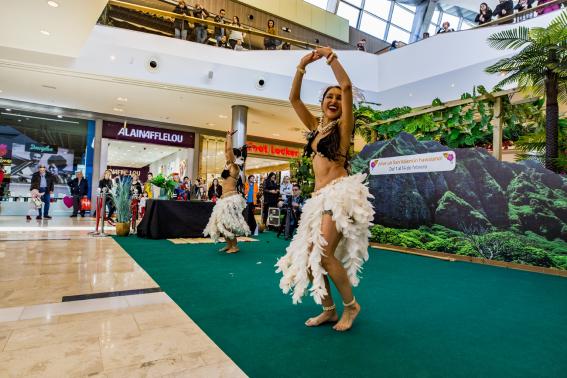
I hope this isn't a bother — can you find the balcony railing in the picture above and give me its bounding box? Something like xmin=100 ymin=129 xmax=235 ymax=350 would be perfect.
xmin=99 ymin=0 xmax=320 ymax=51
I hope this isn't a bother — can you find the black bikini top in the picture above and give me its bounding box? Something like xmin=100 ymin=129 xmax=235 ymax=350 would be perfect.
xmin=303 ymin=120 xmax=348 ymax=165
xmin=221 ymin=162 xmax=238 ymax=180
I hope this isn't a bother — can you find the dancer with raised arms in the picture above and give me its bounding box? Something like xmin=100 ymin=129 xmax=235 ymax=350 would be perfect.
xmin=204 ymin=130 xmax=250 ymax=253
xmin=276 ymin=47 xmax=374 ymax=331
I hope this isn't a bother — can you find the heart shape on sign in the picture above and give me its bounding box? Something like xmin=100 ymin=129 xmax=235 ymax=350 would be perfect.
xmin=63 ymin=196 xmax=73 ymax=208
xmin=370 ymin=161 xmax=377 ymax=168
xmin=446 ymin=153 xmax=454 ymax=162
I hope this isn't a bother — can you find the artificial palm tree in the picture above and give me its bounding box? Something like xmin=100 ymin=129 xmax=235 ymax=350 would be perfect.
xmin=485 ymin=11 xmax=567 ymax=172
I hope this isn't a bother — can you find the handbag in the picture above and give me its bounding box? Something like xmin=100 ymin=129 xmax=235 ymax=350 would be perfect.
xmin=80 ymin=197 xmax=91 ymax=211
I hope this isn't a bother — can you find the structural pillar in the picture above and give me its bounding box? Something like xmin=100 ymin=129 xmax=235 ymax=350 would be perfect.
xmin=491 ymin=97 xmax=503 ymax=161
xmin=90 ymin=118 xmax=103 ymax=213
xmin=231 ymin=105 xmax=248 ymax=149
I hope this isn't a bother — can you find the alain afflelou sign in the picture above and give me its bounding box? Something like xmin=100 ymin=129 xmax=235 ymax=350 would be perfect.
xmin=102 ymin=121 xmax=195 ymax=148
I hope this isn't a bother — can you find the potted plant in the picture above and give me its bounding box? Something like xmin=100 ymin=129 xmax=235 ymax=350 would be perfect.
xmin=112 ymin=178 xmax=132 ymax=236
xmin=150 ymin=173 xmax=177 ymax=199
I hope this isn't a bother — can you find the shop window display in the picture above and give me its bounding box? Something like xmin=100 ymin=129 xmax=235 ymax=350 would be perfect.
xmin=0 ymin=110 xmax=92 ymax=214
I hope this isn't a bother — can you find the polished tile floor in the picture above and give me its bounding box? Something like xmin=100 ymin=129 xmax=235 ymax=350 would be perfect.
xmin=0 ymin=216 xmax=246 ymax=377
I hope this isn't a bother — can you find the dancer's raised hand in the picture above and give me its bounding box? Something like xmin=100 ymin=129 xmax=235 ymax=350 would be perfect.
xmin=315 ymin=46 xmax=333 ymax=59
xmin=299 ymin=51 xmax=322 ymax=68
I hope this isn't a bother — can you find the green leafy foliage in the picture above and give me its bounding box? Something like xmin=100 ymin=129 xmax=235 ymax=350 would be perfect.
xmin=289 ymin=156 xmax=314 ymax=196
xmin=112 ymin=178 xmax=132 ymax=223
xmin=370 ymin=224 xmax=567 ymax=270
xmin=150 ymin=173 xmax=177 ymax=198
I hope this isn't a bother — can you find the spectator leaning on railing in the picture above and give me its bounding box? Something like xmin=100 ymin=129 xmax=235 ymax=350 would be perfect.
xmin=264 ymin=19 xmax=279 ymax=50
xmin=192 ymin=3 xmax=210 ymax=44
xmin=173 ymin=0 xmax=190 ymax=40
xmin=536 ymin=0 xmax=561 ymax=15
xmin=475 ymin=3 xmax=493 ymax=25
xmin=437 ymin=21 xmax=455 ymax=33
xmin=214 ymin=8 xmax=227 ymax=45
xmin=515 ymin=0 xmax=535 ymax=21
xmin=228 ymin=16 xmax=245 ymax=49
xmin=493 ymin=0 xmax=515 ymax=24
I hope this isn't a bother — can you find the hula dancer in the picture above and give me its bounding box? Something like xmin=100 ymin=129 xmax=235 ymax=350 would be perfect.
xmin=203 ymin=130 xmax=250 ymax=253
xmin=276 ymin=47 xmax=374 ymax=331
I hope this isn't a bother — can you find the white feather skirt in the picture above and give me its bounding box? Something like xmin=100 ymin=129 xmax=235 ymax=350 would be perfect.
xmin=203 ymin=193 xmax=251 ymax=242
xmin=275 ymin=173 xmax=375 ymax=304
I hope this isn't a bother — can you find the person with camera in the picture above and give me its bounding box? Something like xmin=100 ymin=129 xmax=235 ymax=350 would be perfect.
xmin=68 ymin=170 xmax=89 ymax=217
xmin=262 ymin=172 xmax=279 ymax=226
xmin=277 ymin=183 xmax=304 ymax=239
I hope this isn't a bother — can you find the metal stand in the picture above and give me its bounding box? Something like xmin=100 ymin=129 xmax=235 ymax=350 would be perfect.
xmin=89 ymin=192 xmax=109 ymax=237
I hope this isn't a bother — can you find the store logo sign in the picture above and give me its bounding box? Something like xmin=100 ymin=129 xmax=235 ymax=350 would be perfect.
xmin=102 ymin=121 xmax=194 ymax=148
xmin=25 ymin=143 xmax=56 ymax=154
xmin=370 ymin=151 xmax=457 ymax=175
xmin=248 ymin=141 xmax=301 ymax=158
xmin=116 ymin=127 xmax=184 ymax=144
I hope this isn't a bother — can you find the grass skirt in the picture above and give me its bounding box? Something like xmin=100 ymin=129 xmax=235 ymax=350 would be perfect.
xmin=275 ymin=173 xmax=375 ymax=304
xmin=204 ymin=194 xmax=251 ymax=242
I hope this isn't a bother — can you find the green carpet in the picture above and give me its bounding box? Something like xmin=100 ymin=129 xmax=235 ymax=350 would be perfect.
xmin=114 ymin=233 xmax=567 ymax=378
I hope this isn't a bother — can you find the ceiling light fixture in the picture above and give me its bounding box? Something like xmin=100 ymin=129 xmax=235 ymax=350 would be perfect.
xmin=117 ymin=97 xmax=128 ymax=102
xmin=40 ymin=30 xmax=50 ymax=36
xmin=47 ymin=1 xmax=59 ymax=7
xmin=110 ymin=55 xmax=116 ymax=61
xmin=57 ymin=115 xmax=63 ymax=119
xmin=5 ymin=108 xmax=11 ymax=111
xmin=206 ymin=122 xmax=216 ymax=126
xmin=218 ymin=114 xmax=228 ymax=119
xmin=113 ymin=107 xmax=124 ymax=112
xmin=1 ymin=112 xmax=79 ymax=124
xmin=272 ymin=133 xmax=280 ymax=137
xmin=450 ymin=83 xmax=455 ymax=87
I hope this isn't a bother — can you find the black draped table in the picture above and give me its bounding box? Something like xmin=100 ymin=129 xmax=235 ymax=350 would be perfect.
xmin=137 ymin=199 xmax=214 ymax=239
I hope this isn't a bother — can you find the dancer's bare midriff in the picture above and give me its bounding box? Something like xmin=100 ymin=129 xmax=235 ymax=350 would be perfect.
xmin=312 ymin=154 xmax=347 ymax=192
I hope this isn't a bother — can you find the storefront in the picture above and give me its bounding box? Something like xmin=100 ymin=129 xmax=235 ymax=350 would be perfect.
xmin=199 ymin=135 xmax=302 ymax=186
xmin=100 ymin=120 xmax=196 ymax=183
xmin=0 ymin=109 xmax=94 ymax=216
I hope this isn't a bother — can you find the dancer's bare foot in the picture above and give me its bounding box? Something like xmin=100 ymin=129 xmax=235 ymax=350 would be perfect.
xmin=333 ymin=302 xmax=360 ymax=332
xmin=305 ymin=309 xmax=338 ymax=327
xmin=226 ymin=247 xmax=239 ymax=254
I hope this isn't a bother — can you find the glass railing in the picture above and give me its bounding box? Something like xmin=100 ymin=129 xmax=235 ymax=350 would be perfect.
xmin=375 ymin=0 xmax=565 ymax=55
xmin=98 ymin=0 xmax=320 ymax=51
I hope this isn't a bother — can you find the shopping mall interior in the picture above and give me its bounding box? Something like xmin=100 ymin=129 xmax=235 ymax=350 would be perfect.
xmin=0 ymin=0 xmax=566 ymax=377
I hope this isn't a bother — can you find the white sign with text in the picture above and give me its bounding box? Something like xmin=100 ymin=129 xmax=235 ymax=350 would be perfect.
xmin=369 ymin=151 xmax=456 ymax=175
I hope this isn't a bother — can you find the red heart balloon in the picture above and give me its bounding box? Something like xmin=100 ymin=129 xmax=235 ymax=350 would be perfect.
xmin=63 ymin=196 xmax=73 ymax=208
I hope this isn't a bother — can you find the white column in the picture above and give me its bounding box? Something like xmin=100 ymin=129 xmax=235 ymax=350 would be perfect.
xmin=231 ymin=105 xmax=248 ymax=149
xmin=90 ymin=119 xmax=103 ymax=212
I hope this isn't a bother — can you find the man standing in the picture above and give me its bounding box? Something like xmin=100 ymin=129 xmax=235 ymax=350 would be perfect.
xmin=30 ymin=164 xmax=54 ymax=220
xmin=68 ymin=171 xmax=89 ymax=217
xmin=193 ymin=3 xmax=210 ymax=44
xmin=214 ymin=8 xmax=227 ymax=46
xmin=244 ymin=175 xmax=258 ymax=235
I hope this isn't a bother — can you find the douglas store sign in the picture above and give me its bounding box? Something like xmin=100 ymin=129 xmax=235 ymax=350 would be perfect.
xmin=102 ymin=121 xmax=195 ymax=148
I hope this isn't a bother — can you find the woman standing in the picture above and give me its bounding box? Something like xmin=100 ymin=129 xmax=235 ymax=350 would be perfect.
xmin=275 ymin=48 xmax=374 ymax=332
xmin=130 ymin=173 xmax=143 ymax=196
xmin=99 ymin=169 xmax=115 ymax=225
xmin=264 ymin=19 xmax=278 ymax=50
xmin=203 ymin=131 xmax=250 ymax=253
xmin=475 ymin=3 xmax=493 ymax=25
xmin=228 ymin=16 xmax=245 ymax=49
xmin=207 ymin=178 xmax=223 ymax=200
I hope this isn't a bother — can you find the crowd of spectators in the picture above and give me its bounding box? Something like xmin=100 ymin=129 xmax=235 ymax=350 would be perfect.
xmin=170 ymin=0 xmax=288 ymax=51
xmin=474 ymin=0 xmax=562 ymax=27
